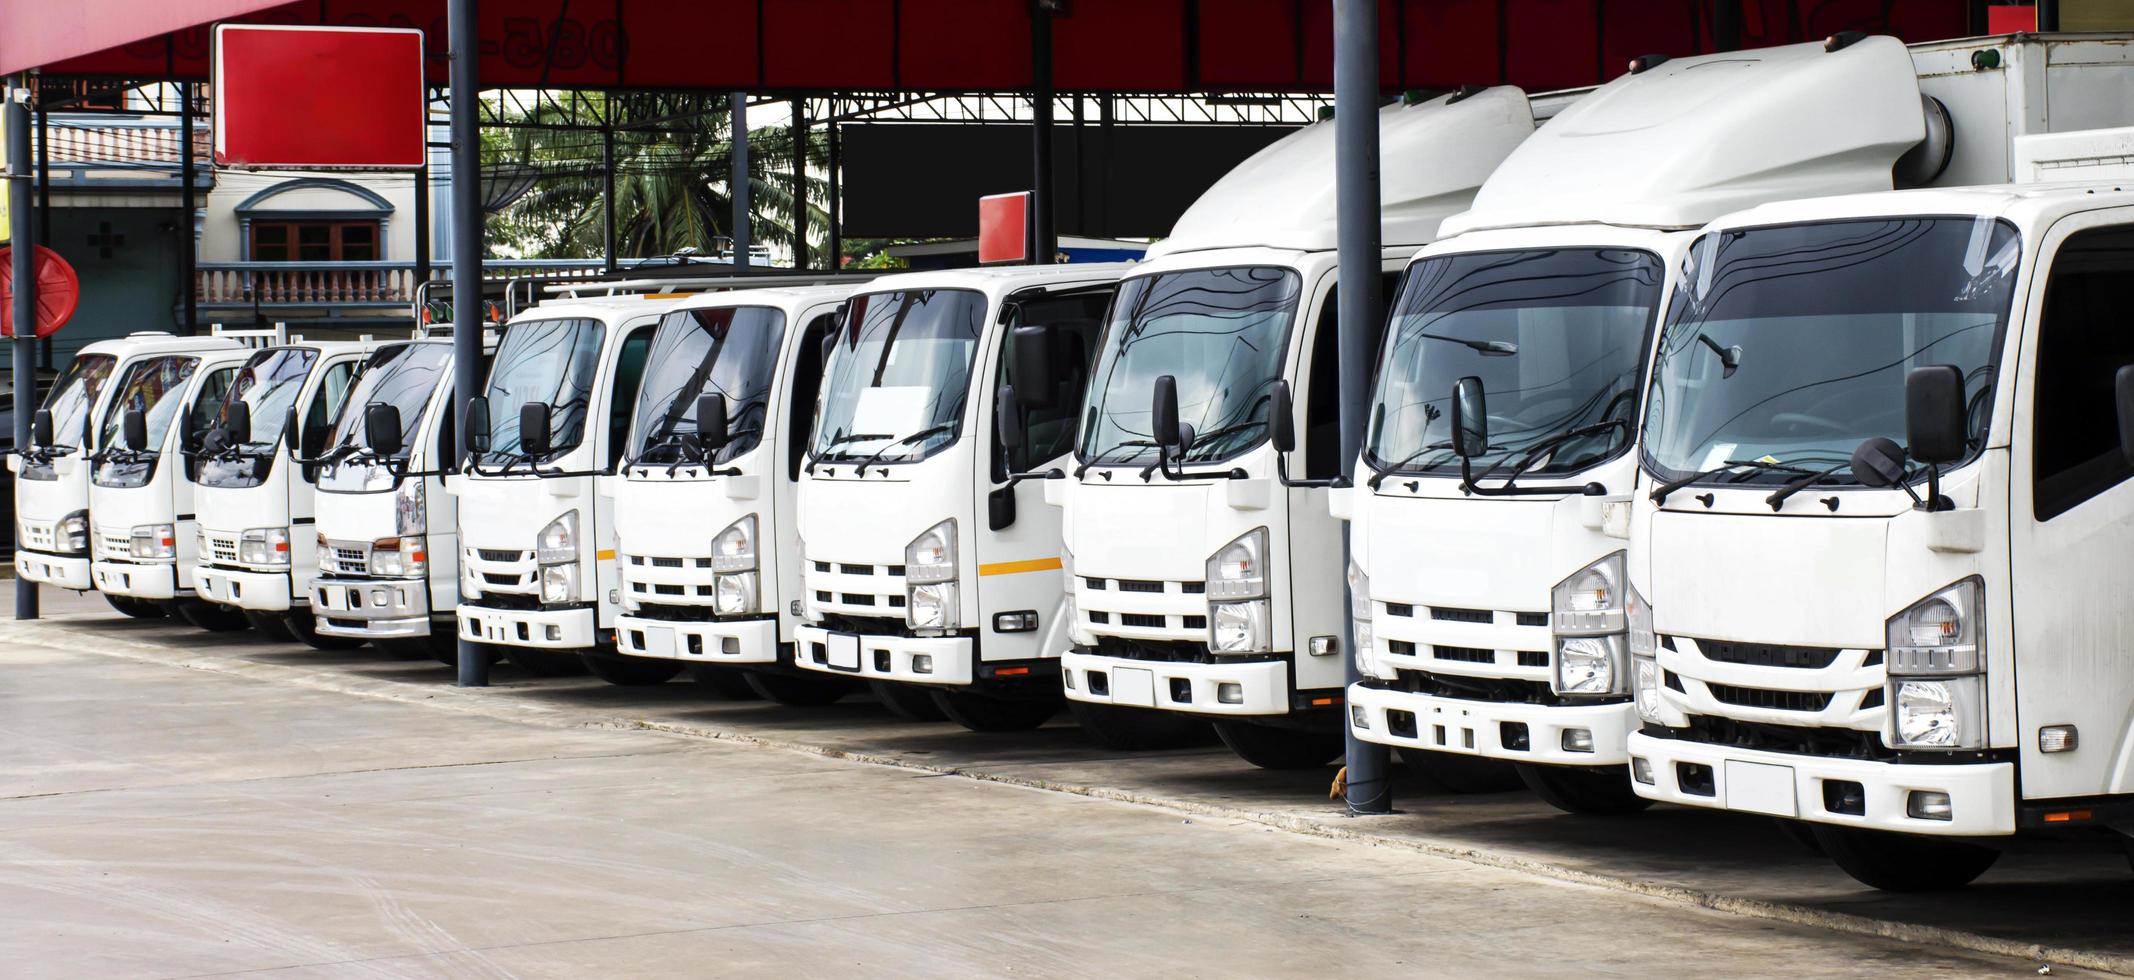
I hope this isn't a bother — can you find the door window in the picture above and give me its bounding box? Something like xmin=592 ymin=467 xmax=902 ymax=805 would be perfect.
xmin=787 ymin=312 xmax=836 ymax=481
xmin=2031 ymin=225 xmax=2134 ymax=521
xmin=607 ymin=324 xmax=656 ymax=470
xmin=999 ymin=288 xmax=1113 ymax=476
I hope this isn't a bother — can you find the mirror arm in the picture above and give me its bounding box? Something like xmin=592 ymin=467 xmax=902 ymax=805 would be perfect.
xmin=1001 ymin=467 xmax=1065 ymax=487
xmin=1274 ymin=451 xmax=1337 ymax=489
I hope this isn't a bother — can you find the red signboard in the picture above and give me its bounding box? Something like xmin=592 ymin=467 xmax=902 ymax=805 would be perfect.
xmin=978 ymin=192 xmax=1031 ymax=265
xmin=0 ymin=246 xmax=83 ymax=339
xmin=212 ymin=24 xmax=427 ymax=169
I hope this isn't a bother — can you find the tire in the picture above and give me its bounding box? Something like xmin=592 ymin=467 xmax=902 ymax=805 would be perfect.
xmin=689 ymin=665 xmax=763 ymax=700
xmin=1068 ymin=700 xmax=1210 ymax=750
xmin=1515 ymin=763 xmax=1653 ymax=815
xmin=581 ymin=652 xmax=684 ymax=686
xmin=173 ymin=599 xmax=250 ymax=632
xmin=1809 ymin=825 xmax=2000 ymax=891
xmin=1211 ymin=721 xmax=1344 ymax=770
xmin=1774 ymin=818 xmax=1826 ymax=856
xmin=744 ymin=670 xmax=854 ymax=707
xmin=244 ymin=610 xmax=299 ymax=642
xmin=504 ymin=648 xmax=591 ymax=677
xmin=103 ymin=594 xmax=166 ymax=619
xmin=871 ymin=680 xmax=948 ymax=721
xmin=1398 ymin=748 xmax=1526 ymax=794
xmin=282 ymin=611 xmax=365 ymax=651
xmin=930 ymin=690 xmax=1060 ymax=732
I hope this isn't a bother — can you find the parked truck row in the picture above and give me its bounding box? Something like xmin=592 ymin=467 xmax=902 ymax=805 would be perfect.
xmin=13 ymin=31 xmax=2134 ymax=892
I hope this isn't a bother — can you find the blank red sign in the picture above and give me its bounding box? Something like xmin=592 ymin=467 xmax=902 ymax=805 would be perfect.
xmin=213 ymin=25 xmax=427 ymax=169
xmin=978 ymin=192 xmax=1031 ymax=264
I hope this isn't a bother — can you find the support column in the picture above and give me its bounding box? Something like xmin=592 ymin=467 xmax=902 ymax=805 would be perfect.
xmin=9 ymin=75 xmax=39 ymax=620
xmin=1029 ymin=1 xmax=1056 ymax=264
xmin=449 ymin=0 xmax=489 ymax=686
xmin=730 ymin=92 xmax=750 ymax=273
xmin=178 ymin=82 xmax=198 ymax=335
xmin=827 ymin=118 xmax=842 ymax=269
xmin=2037 ymin=0 xmax=2061 ymax=30
xmin=35 ymin=99 xmax=50 ymax=369
xmin=790 ymin=98 xmax=807 ymax=270
xmin=601 ymin=120 xmax=617 ymax=273
xmin=413 ymin=164 xmax=430 ymax=301
xmin=1713 ymin=0 xmax=1742 ymax=52
xmin=1333 ymin=0 xmax=1389 ymax=815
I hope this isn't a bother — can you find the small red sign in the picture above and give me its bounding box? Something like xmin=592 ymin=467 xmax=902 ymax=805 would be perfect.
xmin=213 ymin=25 xmax=427 ymax=170
xmin=1988 ymin=5 xmax=2037 ymax=34
xmin=0 ymin=245 xmax=81 ymax=339
xmin=978 ymin=191 xmax=1032 ymax=265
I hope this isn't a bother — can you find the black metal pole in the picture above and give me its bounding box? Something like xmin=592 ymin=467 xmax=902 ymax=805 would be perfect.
xmin=601 ymin=119 xmax=617 ymax=273
xmin=10 ymin=74 xmax=39 ymax=621
xmin=1029 ymin=1 xmax=1056 ymax=264
xmin=35 ymin=99 xmax=50 ymax=370
xmin=730 ymin=92 xmax=750 ymax=273
xmin=1333 ymin=0 xmax=1389 ymax=815
xmin=413 ymin=164 xmax=430 ymax=305
xmin=827 ymin=118 xmax=841 ymax=269
xmin=178 ymin=82 xmax=198 ymax=335
xmin=1713 ymin=0 xmax=1742 ymax=52
xmin=790 ymin=98 xmax=807 ymax=270
xmin=449 ymin=0 xmax=489 ymax=687
xmin=2037 ymin=0 xmax=2061 ymax=31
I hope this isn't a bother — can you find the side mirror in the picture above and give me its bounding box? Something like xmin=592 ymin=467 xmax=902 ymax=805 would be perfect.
xmin=519 ymin=402 xmax=552 ymax=457
xmin=1450 ymin=376 xmax=1489 ymax=459
xmin=1849 ymin=436 xmax=1907 ymax=488
xmin=1269 ymin=379 xmax=1296 ymax=454
xmin=1011 ymin=325 xmax=1055 ymax=409
xmin=280 ymin=405 xmax=299 ymax=458
xmin=996 ymin=385 xmax=1024 ymax=451
xmin=224 ymin=402 xmax=252 ymax=447
xmin=31 ymin=409 xmax=52 ymax=447
xmin=988 ymin=484 xmax=1017 ymax=530
xmin=365 ymin=403 xmax=405 ymax=457
xmin=466 ymin=396 xmax=492 ymax=455
xmin=1152 ymin=374 xmax=1182 ymax=450
xmin=2117 ymin=365 xmax=2134 ymax=467
xmin=696 ymin=393 xmax=729 ymax=453
xmin=123 ymin=409 xmax=148 ymax=452
xmin=1904 ymin=364 xmax=1966 ymax=465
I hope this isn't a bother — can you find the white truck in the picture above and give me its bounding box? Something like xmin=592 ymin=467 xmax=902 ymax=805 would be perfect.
xmin=790 ymin=263 xmax=1130 ymax=730
xmin=86 ymin=345 xmax=259 ymax=628
xmin=1342 ymin=34 xmax=2049 ymax=811
xmin=1046 ymin=90 xmax=1544 ymax=768
xmin=1627 ymin=53 xmax=2134 ymax=888
xmin=309 ymin=334 xmax=478 ymax=662
xmin=452 ymin=290 xmax=692 ymax=676
xmin=606 ymin=284 xmax=869 ymax=700
xmin=12 ymin=332 xmax=242 ymax=613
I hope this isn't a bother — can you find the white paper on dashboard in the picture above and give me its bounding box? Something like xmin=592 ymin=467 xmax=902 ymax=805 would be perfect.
xmin=849 ymin=386 xmax=933 ymax=451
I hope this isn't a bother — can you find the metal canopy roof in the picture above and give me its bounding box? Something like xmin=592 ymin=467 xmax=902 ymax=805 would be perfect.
xmin=6 ymin=0 xmax=1968 ymax=92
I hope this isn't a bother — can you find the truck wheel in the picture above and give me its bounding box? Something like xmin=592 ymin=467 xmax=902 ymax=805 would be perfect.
xmin=1069 ymin=700 xmax=1210 ymax=750
xmin=930 ymin=690 xmax=1058 ymax=732
xmin=1212 ymin=720 xmax=1343 ymax=770
xmin=504 ymin=648 xmax=590 ymax=677
xmin=173 ymin=599 xmax=250 ymax=632
xmin=581 ymin=652 xmax=683 ymax=686
xmin=689 ymin=666 xmax=762 ymax=700
xmin=243 ymin=610 xmax=299 ymax=642
xmin=1515 ymin=764 xmax=1653 ymax=815
xmin=1398 ymin=748 xmax=1525 ymax=793
xmin=871 ymin=680 xmax=947 ymax=721
xmin=282 ymin=612 xmax=365 ymax=651
xmin=1774 ymin=818 xmax=1825 ymax=855
xmin=103 ymin=594 xmax=166 ymax=619
xmin=745 ymin=670 xmax=854 ymax=707
xmin=1810 ymin=825 xmax=1999 ymax=891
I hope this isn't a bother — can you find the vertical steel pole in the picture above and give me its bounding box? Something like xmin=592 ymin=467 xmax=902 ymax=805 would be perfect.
xmin=1713 ymin=0 xmax=1742 ymax=52
xmin=9 ymin=75 xmax=39 ymax=620
xmin=2037 ymin=0 xmax=2061 ymax=30
xmin=601 ymin=119 xmax=617 ymax=274
xmin=790 ymin=98 xmax=807 ymax=270
xmin=34 ymin=100 xmax=50 ymax=370
xmin=449 ymin=0 xmax=489 ymax=686
xmin=1333 ymin=0 xmax=1390 ymax=815
xmin=730 ymin=92 xmax=750 ymax=273
xmin=1029 ymin=1 xmax=1056 ymax=264
xmin=827 ymin=118 xmax=842 ymax=268
xmin=178 ymin=82 xmax=198 ymax=335
xmin=413 ymin=164 xmax=430 ymax=299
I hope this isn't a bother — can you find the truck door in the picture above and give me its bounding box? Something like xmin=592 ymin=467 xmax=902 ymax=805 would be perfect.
xmin=2008 ymin=215 xmax=2134 ymax=802
xmin=595 ymin=318 xmax=659 ymax=627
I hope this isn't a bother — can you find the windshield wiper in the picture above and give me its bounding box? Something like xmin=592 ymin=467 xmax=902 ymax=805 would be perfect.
xmin=1367 ymin=442 xmax=1459 ymax=490
xmin=1493 ymin=419 xmax=1629 ymax=488
xmin=1763 ymin=463 xmax=1850 ymax=511
xmin=1180 ymin=418 xmax=1273 ymax=462
xmin=1420 ymin=332 xmax=1518 ymax=356
xmin=1648 ymin=459 xmax=1813 ymax=504
xmin=851 ymin=423 xmax=957 ymax=470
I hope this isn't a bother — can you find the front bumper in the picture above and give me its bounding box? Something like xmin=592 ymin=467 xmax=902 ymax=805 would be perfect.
xmin=313 ymin=576 xmax=435 ymax=640
xmin=17 ymin=550 xmax=90 ymax=590
xmin=457 ymin=603 xmax=596 ymax=649
xmin=91 ymin=560 xmax=180 ymax=599
xmin=1627 ymin=731 xmax=2016 ymax=836
xmin=1062 ymin=649 xmax=1291 ymax=716
xmin=617 ymin=614 xmax=778 ymax=665
xmin=792 ymin=624 xmax=974 ymax=686
xmin=195 ymin=566 xmax=295 ymax=612
xmin=1348 ymin=684 xmax=1634 ymax=766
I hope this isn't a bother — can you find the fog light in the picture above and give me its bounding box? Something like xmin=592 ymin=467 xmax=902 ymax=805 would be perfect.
xmin=912 ymin=653 xmax=934 ymax=675
xmin=1907 ymin=790 xmax=1954 ymax=821
xmin=1561 ymin=728 xmax=1595 ymax=753
xmin=1217 ymin=682 xmax=1244 ymax=705
xmin=1308 ymin=635 xmax=1338 ymax=657
xmin=1677 ymin=762 xmax=1715 ymax=797
xmin=545 ymin=625 xmax=562 ymax=642
xmin=1822 ymin=779 xmax=1866 ymax=816
xmin=2039 ymin=725 xmax=2078 ymax=753
xmin=1350 ymin=704 xmax=1369 ymax=730
xmin=1063 ymin=670 xmax=1076 ymax=690
xmin=721 ymin=637 xmax=741 ymax=656
xmin=1631 ymin=757 xmax=1654 ymax=785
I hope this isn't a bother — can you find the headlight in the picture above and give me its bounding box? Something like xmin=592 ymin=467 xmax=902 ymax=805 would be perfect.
xmin=461 ymin=547 xmax=481 ymax=597
xmin=909 ymin=582 xmax=959 ymax=630
xmin=714 ymin=571 xmax=758 ymax=615
xmin=239 ymin=527 xmax=291 ymax=567
xmin=1892 ymin=677 xmax=1984 ymax=749
xmin=395 ymin=479 xmax=427 ymax=536
xmin=1347 ymin=560 xmax=1375 ymax=676
xmin=1205 ymin=527 xmax=1269 ymax=601
xmin=318 ymin=533 xmax=335 ymax=574
xmin=538 ymin=511 xmax=578 ymax=565
xmin=129 ymin=524 xmax=175 ymax=560
xmin=1209 ymin=599 xmax=1271 ymax=654
xmin=55 ymin=511 xmax=88 ymax=554
xmin=905 ymin=519 xmax=957 ymax=585
xmin=1885 ymin=578 xmax=1987 ymax=749
xmin=1633 ymin=656 xmax=1663 ymax=723
xmin=1552 ymin=551 xmax=1626 ymax=635
xmin=370 ymin=536 xmax=427 ymax=578
xmin=540 ymin=562 xmax=577 ymax=603
xmin=713 ymin=515 xmax=758 ymax=573
xmin=1555 ymin=634 xmax=1627 ymax=696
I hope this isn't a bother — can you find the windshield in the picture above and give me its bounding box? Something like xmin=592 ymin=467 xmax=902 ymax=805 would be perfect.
xmin=1368 ymin=249 xmax=1659 ymax=479
xmin=477 ymin=317 xmax=605 ymax=465
xmin=22 ymin=353 xmax=116 ymax=480
xmin=812 ymin=289 xmax=986 ymax=464
xmin=1079 ymin=266 xmax=1299 ymax=465
xmin=1643 ymin=217 xmax=2020 ymax=486
xmin=319 ymin=343 xmax=452 ymax=492
xmin=93 ymin=355 xmax=198 ymax=488
xmin=199 ymin=347 xmax=320 ymax=488
xmin=630 ymin=305 xmax=787 ymax=466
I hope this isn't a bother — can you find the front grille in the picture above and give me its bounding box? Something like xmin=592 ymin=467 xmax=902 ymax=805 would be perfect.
xmin=1181 ymin=582 xmax=1205 ymax=595
xmin=1181 ymin=615 xmax=1206 ymax=630
xmin=653 ymin=557 xmax=685 ymax=568
xmin=1089 ymin=611 xmax=1110 ymax=624
xmin=1389 ymin=667 xmax=1562 ymax=705
xmin=1431 ymin=606 xmax=1491 ymax=624
xmin=478 ymin=549 xmax=525 ymax=562
xmin=841 ymin=563 xmax=873 ymax=575
xmin=1516 ymin=651 xmax=1549 ymax=668
xmin=1120 ymin=613 xmax=1165 ymax=628
xmin=654 ymin=584 xmax=686 ymax=596
xmin=814 ymin=561 xmax=831 ymax=572
xmin=843 ymin=593 xmax=876 ymax=606
xmin=96 ymin=532 xmax=131 ymax=560
xmin=1118 ymin=579 xmax=1164 ymax=593
xmin=330 ymin=545 xmax=369 ymax=575
xmin=207 ymin=534 xmax=240 ymax=564
xmin=1385 ymin=603 xmax=1413 ymax=617
xmin=1434 ymin=645 xmax=1494 ymax=664
xmin=482 ymin=573 xmax=524 ymax=587
xmin=1694 ymin=638 xmax=1843 ymax=670
xmin=1515 ymin=612 xmax=1549 ymax=627
xmin=1386 ymin=639 xmax=1416 ymax=656
xmin=1085 ymin=577 xmax=1107 ymax=590
xmin=1707 ymin=683 xmax=1832 ymax=712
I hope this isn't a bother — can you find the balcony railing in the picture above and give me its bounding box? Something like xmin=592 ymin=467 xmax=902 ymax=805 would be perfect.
xmin=195 ymin=260 xmax=617 ymax=307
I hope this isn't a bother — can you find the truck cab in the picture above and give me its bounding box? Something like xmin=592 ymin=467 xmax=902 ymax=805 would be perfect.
xmin=1051 ymin=91 xmax=1540 ymax=768
xmin=191 ymin=341 xmax=376 ymax=646
xmin=791 ymin=264 xmax=1129 ymax=731
xmin=11 ymin=333 xmax=241 ymax=607
xmin=453 ymin=292 xmax=689 ymax=674
xmin=87 ymin=345 xmax=257 ymax=628
xmin=607 ymin=284 xmax=864 ymax=697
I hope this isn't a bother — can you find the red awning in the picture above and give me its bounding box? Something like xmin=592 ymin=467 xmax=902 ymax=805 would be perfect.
xmin=0 ymin=0 xmax=293 ymax=77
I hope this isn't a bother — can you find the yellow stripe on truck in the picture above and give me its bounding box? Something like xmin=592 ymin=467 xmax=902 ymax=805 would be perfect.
xmin=596 ymin=549 xmax=616 ymax=560
xmin=978 ymin=556 xmax=1063 ymax=577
